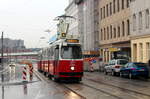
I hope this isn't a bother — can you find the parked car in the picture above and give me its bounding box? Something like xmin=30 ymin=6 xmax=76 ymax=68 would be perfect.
xmin=104 ymin=59 xmax=128 ymax=76
xmin=120 ymin=62 xmax=149 ymax=79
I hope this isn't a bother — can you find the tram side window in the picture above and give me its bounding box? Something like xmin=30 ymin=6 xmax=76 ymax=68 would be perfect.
xmin=42 ymin=51 xmax=45 ymax=60
xmin=48 ymin=49 xmax=51 ymax=59
xmin=46 ymin=49 xmax=49 ymax=60
xmin=54 ymin=46 xmax=59 ymax=60
xmin=54 ymin=48 xmax=59 ymax=60
xmin=49 ymin=48 xmax=54 ymax=59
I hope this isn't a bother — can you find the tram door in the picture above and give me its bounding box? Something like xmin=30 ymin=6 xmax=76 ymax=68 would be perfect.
xmin=54 ymin=46 xmax=59 ymax=75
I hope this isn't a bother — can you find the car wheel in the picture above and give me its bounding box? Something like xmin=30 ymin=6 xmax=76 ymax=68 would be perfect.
xmin=144 ymin=76 xmax=149 ymax=79
xmin=111 ymin=71 xmax=115 ymax=76
xmin=104 ymin=70 xmax=107 ymax=75
xmin=48 ymin=74 xmax=52 ymax=79
xmin=120 ymin=72 xmax=123 ymax=77
xmin=129 ymin=73 xmax=132 ymax=79
xmin=52 ymin=77 xmax=58 ymax=82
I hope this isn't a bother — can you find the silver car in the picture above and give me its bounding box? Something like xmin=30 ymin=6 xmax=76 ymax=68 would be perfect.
xmin=104 ymin=59 xmax=128 ymax=76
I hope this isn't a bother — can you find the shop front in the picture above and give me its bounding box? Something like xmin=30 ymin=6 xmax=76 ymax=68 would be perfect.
xmin=100 ymin=41 xmax=131 ymax=63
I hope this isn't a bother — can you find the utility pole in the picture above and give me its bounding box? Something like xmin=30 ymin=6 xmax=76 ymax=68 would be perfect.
xmin=1 ymin=31 xmax=4 ymax=82
xmin=1 ymin=31 xmax=4 ymax=99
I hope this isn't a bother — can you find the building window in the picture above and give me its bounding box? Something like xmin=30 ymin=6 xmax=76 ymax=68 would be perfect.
xmin=139 ymin=12 xmax=142 ymax=30
xmin=114 ymin=27 xmax=116 ymax=38
xmin=103 ymin=7 xmax=105 ymax=18
xmin=113 ymin=0 xmax=116 ymax=14
xmin=133 ymin=43 xmax=137 ymax=62
xmin=96 ymin=31 xmax=99 ymax=42
xmin=127 ymin=19 xmax=130 ymax=35
xmin=110 ymin=2 xmax=112 ymax=15
xmin=133 ymin=14 xmax=136 ymax=31
xmin=122 ymin=0 xmax=124 ymax=10
xmin=139 ymin=43 xmax=143 ymax=62
xmin=118 ymin=26 xmax=120 ymax=37
xmin=117 ymin=0 xmax=120 ymax=12
xmin=101 ymin=8 xmax=103 ymax=20
xmin=122 ymin=21 xmax=125 ymax=36
xmin=110 ymin=25 xmax=112 ymax=39
xmin=127 ymin=0 xmax=130 ymax=8
xmin=106 ymin=4 xmax=109 ymax=17
xmin=104 ymin=28 xmax=106 ymax=40
xmin=146 ymin=42 xmax=150 ymax=60
xmin=145 ymin=9 xmax=149 ymax=28
xmin=107 ymin=27 xmax=109 ymax=40
xmin=101 ymin=29 xmax=103 ymax=40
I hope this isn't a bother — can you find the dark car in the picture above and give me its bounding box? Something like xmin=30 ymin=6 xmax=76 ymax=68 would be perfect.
xmin=120 ymin=62 xmax=149 ymax=79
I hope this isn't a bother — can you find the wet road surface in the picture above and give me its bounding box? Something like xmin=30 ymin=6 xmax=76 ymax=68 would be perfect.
xmin=0 ymin=64 xmax=85 ymax=99
xmin=0 ymin=64 xmax=150 ymax=99
xmin=64 ymin=72 xmax=150 ymax=99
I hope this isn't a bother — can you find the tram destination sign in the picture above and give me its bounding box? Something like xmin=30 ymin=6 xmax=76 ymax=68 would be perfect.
xmin=66 ymin=39 xmax=79 ymax=43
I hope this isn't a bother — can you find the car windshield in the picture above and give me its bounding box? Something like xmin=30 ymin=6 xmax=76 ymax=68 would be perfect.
xmin=61 ymin=45 xmax=82 ymax=59
xmin=134 ymin=63 xmax=147 ymax=67
xmin=119 ymin=60 xmax=128 ymax=65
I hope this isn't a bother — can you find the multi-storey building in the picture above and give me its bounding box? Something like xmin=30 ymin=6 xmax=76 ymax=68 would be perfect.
xmin=0 ymin=38 xmax=25 ymax=53
xmin=65 ymin=0 xmax=79 ymax=36
xmin=130 ymin=0 xmax=150 ymax=63
xmin=75 ymin=0 xmax=84 ymax=49
xmin=0 ymin=38 xmax=25 ymax=49
xmin=75 ymin=0 xmax=100 ymax=57
xmin=99 ymin=0 xmax=131 ymax=63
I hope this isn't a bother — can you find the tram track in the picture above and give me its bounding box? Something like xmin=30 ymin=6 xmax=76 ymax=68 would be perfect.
xmin=34 ymin=70 xmax=86 ymax=99
xmin=34 ymin=70 xmax=150 ymax=99
xmin=85 ymin=72 xmax=149 ymax=88
xmin=84 ymin=77 xmax=150 ymax=98
xmin=79 ymin=82 xmax=123 ymax=99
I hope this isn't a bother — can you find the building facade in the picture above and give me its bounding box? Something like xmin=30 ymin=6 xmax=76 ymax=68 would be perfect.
xmin=99 ymin=0 xmax=131 ymax=63
xmin=0 ymin=38 xmax=26 ymax=53
xmin=75 ymin=0 xmax=100 ymax=57
xmin=65 ymin=0 xmax=79 ymax=36
xmin=0 ymin=38 xmax=25 ymax=49
xmin=130 ymin=0 xmax=150 ymax=63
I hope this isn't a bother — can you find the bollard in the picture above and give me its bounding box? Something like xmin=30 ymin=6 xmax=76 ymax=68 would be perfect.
xmin=23 ymin=84 xmax=27 ymax=95
xmin=90 ymin=62 xmax=94 ymax=72
xmin=29 ymin=66 xmax=33 ymax=81
xmin=22 ymin=66 xmax=27 ymax=82
xmin=21 ymin=61 xmax=33 ymax=82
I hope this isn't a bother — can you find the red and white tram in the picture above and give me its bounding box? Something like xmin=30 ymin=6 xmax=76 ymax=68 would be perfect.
xmin=37 ymin=39 xmax=83 ymax=82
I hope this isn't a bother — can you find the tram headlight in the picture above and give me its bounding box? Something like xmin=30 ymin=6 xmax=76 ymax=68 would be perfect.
xmin=70 ymin=67 xmax=75 ymax=71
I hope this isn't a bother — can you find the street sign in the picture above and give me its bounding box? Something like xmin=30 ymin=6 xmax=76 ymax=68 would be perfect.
xmin=108 ymin=48 xmax=120 ymax=52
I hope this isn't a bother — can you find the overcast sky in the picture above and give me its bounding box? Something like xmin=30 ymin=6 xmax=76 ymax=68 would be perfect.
xmin=0 ymin=0 xmax=68 ymax=48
